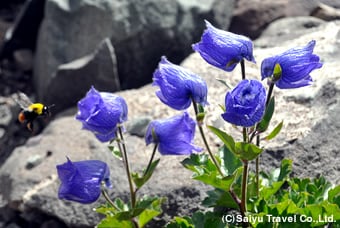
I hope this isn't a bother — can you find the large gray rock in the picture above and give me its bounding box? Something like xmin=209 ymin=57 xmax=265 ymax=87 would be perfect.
xmin=0 ymin=115 xmax=210 ymax=227
xmin=44 ymin=38 xmax=120 ymax=114
xmin=34 ymin=0 xmax=235 ymax=104
xmin=254 ymin=16 xmax=326 ymax=48
xmin=229 ymin=0 xmax=340 ymax=39
xmin=1 ymin=18 xmax=340 ymax=227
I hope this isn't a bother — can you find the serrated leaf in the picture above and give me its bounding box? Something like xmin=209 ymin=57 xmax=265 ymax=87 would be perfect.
xmin=234 ymin=142 xmax=263 ymax=161
xmin=219 ymin=145 xmax=242 ymax=176
xmin=193 ymin=170 xmax=235 ymax=190
xmin=137 ymin=197 xmax=166 ymax=227
xmin=132 ymin=159 xmax=160 ymax=189
xmin=181 ymin=154 xmax=210 ymax=173
xmin=202 ymin=188 xmax=240 ymax=209
xmin=207 ymin=125 xmax=235 ymax=154
xmin=277 ymin=159 xmax=292 ymax=182
xmin=260 ymin=181 xmax=285 ymax=200
xmin=328 ymin=185 xmax=340 ymax=203
xmin=257 ymin=97 xmax=275 ymax=132
xmin=264 ymin=121 xmax=283 ymax=141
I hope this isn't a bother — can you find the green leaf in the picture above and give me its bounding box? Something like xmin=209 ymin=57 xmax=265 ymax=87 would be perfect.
xmin=108 ymin=146 xmax=123 ymax=160
xmin=218 ymin=104 xmax=226 ymax=112
xmin=207 ymin=125 xmax=235 ymax=153
xmin=260 ymin=181 xmax=285 ymax=200
xmin=264 ymin=121 xmax=283 ymax=141
xmin=216 ymin=78 xmax=232 ymax=89
xmin=328 ymin=185 xmax=340 ymax=204
xmin=234 ymin=142 xmax=263 ymax=161
xmin=181 ymin=154 xmax=210 ymax=173
xmin=202 ymin=188 xmax=239 ymax=209
xmin=198 ymin=104 xmax=205 ymax=113
xmin=137 ymin=197 xmax=166 ymax=227
xmin=97 ymin=217 xmax=135 ymax=228
xmin=182 ymin=154 xmax=241 ymax=190
xmin=277 ymin=159 xmax=293 ymax=182
xmin=191 ymin=211 xmax=226 ymax=228
xmin=257 ymin=97 xmax=275 ymax=132
xmin=132 ymin=159 xmax=160 ymax=189
xmin=193 ymin=169 xmax=235 ymax=190
xmin=166 ymin=216 xmax=194 ymax=228
xmin=219 ymin=145 xmax=242 ymax=176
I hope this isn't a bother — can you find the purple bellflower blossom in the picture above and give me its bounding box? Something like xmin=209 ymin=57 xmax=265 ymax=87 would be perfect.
xmin=222 ymin=79 xmax=266 ymax=127
xmin=56 ymin=157 xmax=112 ymax=204
xmin=192 ymin=20 xmax=255 ymax=72
xmin=153 ymin=56 xmax=208 ymax=110
xmin=76 ymin=86 xmax=128 ymax=142
xmin=261 ymin=40 xmax=323 ymax=89
xmin=145 ymin=112 xmax=202 ymax=155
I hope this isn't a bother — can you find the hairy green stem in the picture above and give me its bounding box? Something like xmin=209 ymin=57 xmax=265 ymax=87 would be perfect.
xmin=254 ymin=81 xmax=275 ymax=196
xmin=192 ymin=100 xmax=223 ymax=176
xmin=101 ymin=188 xmax=119 ymax=210
xmin=192 ymin=99 xmax=244 ymax=215
xmin=143 ymin=143 xmax=158 ymax=176
xmin=118 ymin=126 xmax=136 ymax=208
xmin=241 ymin=160 xmax=249 ymax=215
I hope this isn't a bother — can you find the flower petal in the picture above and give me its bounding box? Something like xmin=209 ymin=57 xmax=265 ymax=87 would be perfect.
xmin=193 ymin=20 xmax=255 ymax=72
xmin=56 ymin=158 xmax=111 ymax=204
xmin=153 ymin=56 xmax=208 ymax=110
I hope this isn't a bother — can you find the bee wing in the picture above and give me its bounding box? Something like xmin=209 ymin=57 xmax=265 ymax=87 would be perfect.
xmin=12 ymin=92 xmax=33 ymax=109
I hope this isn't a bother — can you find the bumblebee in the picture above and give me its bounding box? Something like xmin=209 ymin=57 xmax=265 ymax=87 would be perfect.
xmin=13 ymin=92 xmax=52 ymax=131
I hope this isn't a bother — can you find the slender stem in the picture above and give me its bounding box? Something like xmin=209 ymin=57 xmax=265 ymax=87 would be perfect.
xmin=192 ymin=100 xmax=224 ymax=176
xmin=229 ymin=188 xmax=242 ymax=214
xmin=265 ymin=81 xmax=275 ymax=106
xmin=101 ymin=188 xmax=119 ymax=210
xmin=117 ymin=126 xmax=136 ymax=208
xmin=143 ymin=143 xmax=158 ymax=176
xmin=241 ymin=160 xmax=248 ymax=215
xmin=192 ymin=100 xmax=243 ymax=216
xmin=255 ymin=135 xmax=260 ymax=197
xmin=240 ymin=59 xmax=246 ymax=80
xmin=254 ymin=81 xmax=275 ymax=195
xmin=242 ymin=127 xmax=248 ymax=143
xmin=135 ymin=143 xmax=159 ymax=194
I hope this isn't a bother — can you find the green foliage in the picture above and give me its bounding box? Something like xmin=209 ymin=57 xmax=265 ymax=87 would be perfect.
xmin=96 ymin=196 xmax=166 ymax=228
xmin=108 ymin=145 xmax=123 ymax=161
xmin=166 ymin=211 xmax=226 ymax=228
xmin=177 ymin=154 xmax=340 ymax=228
xmin=257 ymin=97 xmax=275 ymax=133
xmin=207 ymin=126 xmax=263 ymax=161
xmin=263 ymin=121 xmax=283 ymax=141
xmin=182 ymin=153 xmax=242 ymax=190
xmin=132 ymin=159 xmax=160 ymax=189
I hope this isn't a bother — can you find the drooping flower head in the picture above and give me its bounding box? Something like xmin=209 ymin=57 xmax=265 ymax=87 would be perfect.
xmin=76 ymin=86 xmax=128 ymax=142
xmin=261 ymin=40 xmax=323 ymax=89
xmin=145 ymin=112 xmax=202 ymax=155
xmin=153 ymin=56 xmax=208 ymax=110
xmin=56 ymin=157 xmax=111 ymax=204
xmin=192 ymin=20 xmax=255 ymax=72
xmin=222 ymin=79 xmax=266 ymax=127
